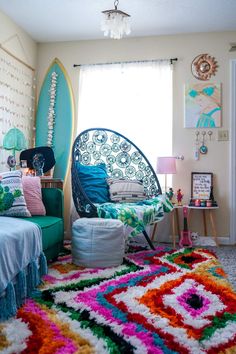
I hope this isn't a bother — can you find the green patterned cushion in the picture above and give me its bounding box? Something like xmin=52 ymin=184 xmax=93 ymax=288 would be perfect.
xmin=0 ymin=170 xmax=31 ymax=217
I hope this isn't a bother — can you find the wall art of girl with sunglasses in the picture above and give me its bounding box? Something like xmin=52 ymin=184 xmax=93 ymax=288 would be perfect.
xmin=186 ymin=83 xmax=221 ymax=128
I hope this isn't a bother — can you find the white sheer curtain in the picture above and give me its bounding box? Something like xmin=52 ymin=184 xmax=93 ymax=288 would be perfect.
xmin=71 ymin=60 xmax=174 ymax=241
xmin=77 ymin=60 xmax=173 ymax=174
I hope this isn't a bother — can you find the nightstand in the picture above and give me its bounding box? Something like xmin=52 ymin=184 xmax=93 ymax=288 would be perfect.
xmin=40 ymin=178 xmax=63 ymax=190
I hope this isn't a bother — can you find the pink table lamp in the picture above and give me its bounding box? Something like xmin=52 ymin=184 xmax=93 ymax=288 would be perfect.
xmin=156 ymin=156 xmax=177 ymax=193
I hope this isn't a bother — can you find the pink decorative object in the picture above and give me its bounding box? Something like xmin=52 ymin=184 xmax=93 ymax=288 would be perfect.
xmin=22 ymin=176 xmax=46 ymax=215
xmin=179 ymin=206 xmax=192 ymax=247
xmin=177 ymin=189 xmax=183 ymax=205
xmin=206 ymin=200 xmax=212 ymax=207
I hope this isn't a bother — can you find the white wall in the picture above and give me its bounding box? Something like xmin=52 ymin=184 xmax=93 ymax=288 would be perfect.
xmin=0 ymin=10 xmax=37 ymax=167
xmin=0 ymin=11 xmax=37 ymax=68
xmin=37 ymin=32 xmax=236 ymax=239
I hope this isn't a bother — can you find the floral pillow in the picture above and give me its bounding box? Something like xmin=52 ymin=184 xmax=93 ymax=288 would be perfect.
xmin=0 ymin=170 xmax=31 ymax=217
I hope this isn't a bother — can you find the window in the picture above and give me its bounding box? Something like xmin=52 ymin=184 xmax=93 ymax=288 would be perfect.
xmin=77 ymin=60 xmax=173 ymax=187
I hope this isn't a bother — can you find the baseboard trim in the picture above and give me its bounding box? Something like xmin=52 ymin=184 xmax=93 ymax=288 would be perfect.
xmin=167 ymin=235 xmax=234 ymax=246
xmin=217 ymin=236 xmax=234 ymax=245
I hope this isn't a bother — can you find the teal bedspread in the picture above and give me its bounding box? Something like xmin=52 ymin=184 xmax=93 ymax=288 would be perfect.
xmin=96 ymin=195 xmax=173 ymax=237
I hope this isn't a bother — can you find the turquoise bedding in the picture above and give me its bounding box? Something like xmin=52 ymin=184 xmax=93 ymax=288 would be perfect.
xmin=0 ymin=217 xmax=47 ymax=320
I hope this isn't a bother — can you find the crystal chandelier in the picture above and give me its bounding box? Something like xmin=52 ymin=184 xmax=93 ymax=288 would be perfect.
xmin=101 ymin=0 xmax=131 ymax=40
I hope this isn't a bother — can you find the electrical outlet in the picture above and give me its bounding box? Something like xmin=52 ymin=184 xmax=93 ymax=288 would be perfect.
xmin=218 ymin=130 xmax=229 ymax=141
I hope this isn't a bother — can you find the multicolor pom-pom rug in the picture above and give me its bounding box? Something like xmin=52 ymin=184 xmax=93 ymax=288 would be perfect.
xmin=1 ymin=246 xmax=236 ymax=353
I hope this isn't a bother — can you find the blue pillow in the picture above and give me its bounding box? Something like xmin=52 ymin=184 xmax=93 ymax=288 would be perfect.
xmin=77 ymin=163 xmax=110 ymax=203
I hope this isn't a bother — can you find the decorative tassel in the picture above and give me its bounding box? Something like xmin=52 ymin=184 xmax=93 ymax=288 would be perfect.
xmin=39 ymin=252 xmax=48 ymax=277
xmin=0 ymin=253 xmax=47 ymax=320
xmin=15 ymin=270 xmax=26 ymax=307
xmin=27 ymin=262 xmax=34 ymax=296
xmin=5 ymin=282 xmax=17 ymax=318
xmin=27 ymin=258 xmax=43 ymax=296
xmin=0 ymin=294 xmax=7 ymax=320
xmin=32 ymin=259 xmax=40 ymax=287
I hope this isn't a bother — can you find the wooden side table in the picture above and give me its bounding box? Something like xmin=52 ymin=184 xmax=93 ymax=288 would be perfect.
xmin=171 ymin=206 xmax=182 ymax=248
xmin=40 ymin=178 xmax=63 ymax=190
xmin=187 ymin=206 xmax=219 ymax=246
xmin=151 ymin=205 xmax=182 ymax=248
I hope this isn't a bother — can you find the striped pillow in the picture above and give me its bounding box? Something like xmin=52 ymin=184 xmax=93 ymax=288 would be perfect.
xmin=0 ymin=170 xmax=31 ymax=217
xmin=22 ymin=176 xmax=46 ymax=216
xmin=107 ymin=178 xmax=146 ymax=203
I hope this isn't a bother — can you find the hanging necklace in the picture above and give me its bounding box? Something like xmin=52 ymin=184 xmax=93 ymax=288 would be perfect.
xmin=199 ymin=131 xmax=208 ymax=154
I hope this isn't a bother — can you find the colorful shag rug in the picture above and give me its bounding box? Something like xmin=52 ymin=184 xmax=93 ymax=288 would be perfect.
xmin=1 ymin=247 xmax=236 ymax=354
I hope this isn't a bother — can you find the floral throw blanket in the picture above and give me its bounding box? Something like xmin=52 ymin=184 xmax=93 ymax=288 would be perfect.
xmin=96 ymin=194 xmax=173 ymax=237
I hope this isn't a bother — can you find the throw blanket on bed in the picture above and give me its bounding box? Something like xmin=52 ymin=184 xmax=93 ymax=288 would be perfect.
xmin=96 ymin=194 xmax=173 ymax=237
xmin=0 ymin=217 xmax=47 ymax=320
xmin=0 ymin=217 xmax=43 ymax=292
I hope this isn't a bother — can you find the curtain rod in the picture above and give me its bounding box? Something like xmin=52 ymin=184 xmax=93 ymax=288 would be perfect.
xmin=73 ymin=58 xmax=178 ymax=68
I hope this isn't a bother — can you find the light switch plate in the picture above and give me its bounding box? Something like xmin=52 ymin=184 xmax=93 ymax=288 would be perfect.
xmin=218 ymin=130 xmax=229 ymax=141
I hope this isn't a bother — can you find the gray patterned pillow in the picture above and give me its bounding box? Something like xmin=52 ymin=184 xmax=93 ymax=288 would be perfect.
xmin=107 ymin=178 xmax=146 ymax=203
xmin=0 ymin=170 xmax=31 ymax=217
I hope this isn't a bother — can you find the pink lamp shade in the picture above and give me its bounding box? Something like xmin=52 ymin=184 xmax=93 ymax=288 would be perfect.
xmin=156 ymin=157 xmax=177 ymax=174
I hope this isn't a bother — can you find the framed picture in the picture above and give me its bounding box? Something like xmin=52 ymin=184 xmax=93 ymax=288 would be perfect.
xmin=191 ymin=172 xmax=213 ymax=200
xmin=184 ymin=83 xmax=222 ymax=128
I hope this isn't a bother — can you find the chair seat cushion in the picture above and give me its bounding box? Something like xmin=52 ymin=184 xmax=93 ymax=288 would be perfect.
xmin=72 ymin=218 xmax=125 ymax=268
xmin=21 ymin=216 xmax=63 ymax=251
xmin=96 ymin=195 xmax=174 ymax=237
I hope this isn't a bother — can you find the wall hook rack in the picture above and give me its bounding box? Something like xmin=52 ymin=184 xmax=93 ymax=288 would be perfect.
xmin=175 ymin=155 xmax=184 ymax=160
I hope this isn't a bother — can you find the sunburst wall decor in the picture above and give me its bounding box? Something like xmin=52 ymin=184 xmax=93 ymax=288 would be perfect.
xmin=191 ymin=54 xmax=218 ymax=81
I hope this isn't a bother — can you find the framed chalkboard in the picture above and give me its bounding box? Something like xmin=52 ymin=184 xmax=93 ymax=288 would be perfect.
xmin=191 ymin=172 xmax=213 ymax=200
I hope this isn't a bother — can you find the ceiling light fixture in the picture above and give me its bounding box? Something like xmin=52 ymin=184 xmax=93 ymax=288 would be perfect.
xmin=101 ymin=0 xmax=131 ymax=40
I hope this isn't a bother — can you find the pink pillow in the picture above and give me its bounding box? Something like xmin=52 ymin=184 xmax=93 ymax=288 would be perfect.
xmin=22 ymin=176 xmax=46 ymax=216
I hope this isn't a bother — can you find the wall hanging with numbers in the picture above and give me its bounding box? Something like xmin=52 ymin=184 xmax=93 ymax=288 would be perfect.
xmin=0 ymin=45 xmax=36 ymax=172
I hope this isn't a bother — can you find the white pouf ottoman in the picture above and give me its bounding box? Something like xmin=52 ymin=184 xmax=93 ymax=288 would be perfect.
xmin=72 ymin=218 xmax=125 ymax=268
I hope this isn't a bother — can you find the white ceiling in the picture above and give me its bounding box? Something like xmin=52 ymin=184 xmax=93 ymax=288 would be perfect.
xmin=0 ymin=0 xmax=236 ymax=42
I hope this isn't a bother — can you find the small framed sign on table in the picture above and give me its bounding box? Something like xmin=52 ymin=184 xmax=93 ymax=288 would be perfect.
xmin=191 ymin=172 xmax=213 ymax=200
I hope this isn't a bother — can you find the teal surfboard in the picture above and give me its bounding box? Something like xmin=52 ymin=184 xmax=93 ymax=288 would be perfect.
xmin=35 ymin=58 xmax=74 ymax=183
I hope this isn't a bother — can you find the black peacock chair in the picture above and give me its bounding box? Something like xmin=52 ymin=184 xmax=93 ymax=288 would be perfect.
xmin=71 ymin=128 xmax=162 ymax=249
